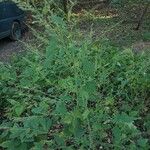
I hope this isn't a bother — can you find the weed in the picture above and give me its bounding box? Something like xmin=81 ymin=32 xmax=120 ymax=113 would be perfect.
xmin=0 ymin=1 xmax=150 ymax=149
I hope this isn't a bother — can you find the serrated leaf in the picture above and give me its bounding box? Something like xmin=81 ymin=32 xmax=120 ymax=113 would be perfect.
xmin=82 ymin=109 xmax=90 ymax=120
xmin=137 ymin=138 xmax=148 ymax=148
xmin=113 ymin=113 xmax=137 ymax=124
xmin=15 ymin=104 xmax=25 ymax=117
xmin=55 ymin=101 xmax=67 ymax=115
xmin=82 ymin=59 xmax=95 ymax=76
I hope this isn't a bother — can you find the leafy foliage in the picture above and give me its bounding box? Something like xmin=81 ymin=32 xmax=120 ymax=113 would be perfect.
xmin=0 ymin=15 xmax=150 ymax=149
xmin=0 ymin=0 xmax=150 ymax=149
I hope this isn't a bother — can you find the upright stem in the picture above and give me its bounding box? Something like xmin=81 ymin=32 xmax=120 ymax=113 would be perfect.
xmin=135 ymin=3 xmax=149 ymax=30
xmin=63 ymin=0 xmax=68 ymax=14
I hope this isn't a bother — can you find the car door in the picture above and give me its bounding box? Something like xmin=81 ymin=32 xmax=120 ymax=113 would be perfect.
xmin=0 ymin=2 xmax=8 ymax=38
xmin=0 ymin=2 xmax=12 ymax=39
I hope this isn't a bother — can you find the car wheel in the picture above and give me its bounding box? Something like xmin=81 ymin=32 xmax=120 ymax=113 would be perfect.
xmin=10 ymin=22 xmax=22 ymax=41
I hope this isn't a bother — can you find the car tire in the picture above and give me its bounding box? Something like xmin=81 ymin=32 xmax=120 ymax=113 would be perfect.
xmin=10 ymin=21 xmax=22 ymax=41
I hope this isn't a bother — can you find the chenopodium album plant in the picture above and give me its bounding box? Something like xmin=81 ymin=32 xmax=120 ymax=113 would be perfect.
xmin=0 ymin=15 xmax=150 ymax=150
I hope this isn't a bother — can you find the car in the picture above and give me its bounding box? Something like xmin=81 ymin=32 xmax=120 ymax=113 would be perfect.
xmin=0 ymin=1 xmax=26 ymax=40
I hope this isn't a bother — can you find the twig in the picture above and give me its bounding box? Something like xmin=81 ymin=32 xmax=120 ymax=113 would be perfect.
xmin=134 ymin=3 xmax=149 ymax=30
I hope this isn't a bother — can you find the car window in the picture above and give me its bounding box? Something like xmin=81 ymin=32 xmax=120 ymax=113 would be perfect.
xmin=4 ymin=3 xmax=23 ymax=18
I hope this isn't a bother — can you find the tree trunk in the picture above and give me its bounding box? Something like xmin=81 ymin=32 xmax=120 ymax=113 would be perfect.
xmin=135 ymin=3 xmax=149 ymax=30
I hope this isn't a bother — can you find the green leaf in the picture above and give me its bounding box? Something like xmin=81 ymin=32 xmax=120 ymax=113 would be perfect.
xmin=22 ymin=116 xmax=52 ymax=139
xmin=54 ymin=135 xmax=65 ymax=147
xmin=10 ymin=127 xmax=24 ymax=139
xmin=143 ymin=32 xmax=150 ymax=41
xmin=46 ymin=38 xmax=57 ymax=59
xmin=78 ymin=89 xmax=89 ymax=107
xmin=82 ymin=59 xmax=95 ymax=76
xmin=51 ymin=15 xmax=66 ymax=28
xmin=7 ymin=99 xmax=18 ymax=105
xmin=0 ymin=140 xmax=27 ymax=150
xmin=137 ymin=138 xmax=148 ymax=148
xmin=63 ymin=113 xmax=72 ymax=124
xmin=39 ymin=118 xmax=52 ymax=132
xmin=55 ymin=101 xmax=67 ymax=115
xmin=72 ymin=118 xmax=84 ymax=138
xmin=32 ymin=101 xmax=49 ymax=115
xmin=113 ymin=113 xmax=137 ymax=124
xmin=83 ymin=80 xmax=97 ymax=96
xmin=0 ymin=140 xmax=12 ymax=148
xmin=15 ymin=104 xmax=25 ymax=117
xmin=59 ymin=77 xmax=76 ymax=93
xmin=82 ymin=109 xmax=90 ymax=120
xmin=112 ymin=126 xmax=122 ymax=144
xmin=32 ymin=140 xmax=49 ymax=150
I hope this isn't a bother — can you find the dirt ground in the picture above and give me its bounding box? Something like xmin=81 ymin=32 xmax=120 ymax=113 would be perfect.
xmin=0 ymin=19 xmax=149 ymax=63
xmin=0 ymin=32 xmax=32 ymax=63
xmin=0 ymin=38 xmax=24 ymax=62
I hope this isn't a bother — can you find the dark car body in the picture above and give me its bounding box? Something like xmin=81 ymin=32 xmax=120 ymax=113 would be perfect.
xmin=0 ymin=1 xmax=25 ymax=39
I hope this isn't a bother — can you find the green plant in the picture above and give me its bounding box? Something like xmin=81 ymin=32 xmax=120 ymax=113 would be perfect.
xmin=0 ymin=0 xmax=150 ymax=149
xmin=143 ymin=32 xmax=150 ymax=41
xmin=0 ymin=14 xmax=150 ymax=149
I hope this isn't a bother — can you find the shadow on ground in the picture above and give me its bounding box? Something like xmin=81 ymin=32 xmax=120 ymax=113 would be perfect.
xmin=0 ymin=31 xmax=33 ymax=63
xmin=0 ymin=38 xmax=24 ymax=62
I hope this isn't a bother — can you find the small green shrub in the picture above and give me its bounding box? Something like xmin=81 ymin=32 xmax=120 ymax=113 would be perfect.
xmin=143 ymin=32 xmax=150 ymax=41
xmin=1 ymin=0 xmax=150 ymax=147
xmin=0 ymin=15 xmax=150 ymax=149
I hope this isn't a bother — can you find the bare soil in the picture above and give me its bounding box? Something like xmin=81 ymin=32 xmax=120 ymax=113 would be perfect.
xmin=0 ymin=32 xmax=32 ymax=63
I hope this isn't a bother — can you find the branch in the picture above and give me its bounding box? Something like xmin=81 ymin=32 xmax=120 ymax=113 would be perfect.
xmin=134 ymin=3 xmax=149 ymax=30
